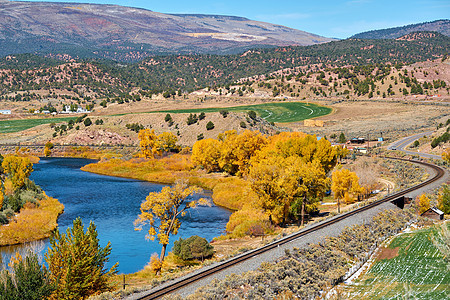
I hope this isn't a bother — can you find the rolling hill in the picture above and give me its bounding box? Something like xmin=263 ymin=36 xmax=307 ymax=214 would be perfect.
xmin=351 ymin=19 xmax=450 ymax=39
xmin=0 ymin=1 xmax=334 ymax=60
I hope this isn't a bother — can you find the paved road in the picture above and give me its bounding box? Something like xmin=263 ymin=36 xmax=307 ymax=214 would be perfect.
xmin=387 ymin=131 xmax=442 ymax=160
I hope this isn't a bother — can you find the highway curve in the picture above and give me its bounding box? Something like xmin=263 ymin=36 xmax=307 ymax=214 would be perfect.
xmin=388 ymin=131 xmax=441 ymax=160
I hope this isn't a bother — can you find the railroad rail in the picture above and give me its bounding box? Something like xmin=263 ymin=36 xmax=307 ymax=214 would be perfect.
xmin=136 ymin=157 xmax=446 ymax=300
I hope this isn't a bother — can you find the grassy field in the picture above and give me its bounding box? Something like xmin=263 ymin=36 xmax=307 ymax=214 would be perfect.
xmin=0 ymin=117 xmax=75 ymax=134
xmin=118 ymin=102 xmax=332 ymax=123
xmin=345 ymin=222 xmax=450 ymax=299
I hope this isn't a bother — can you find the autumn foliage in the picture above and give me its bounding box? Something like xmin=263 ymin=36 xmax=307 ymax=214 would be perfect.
xmin=0 ymin=193 xmax=64 ymax=246
xmin=331 ymin=168 xmax=365 ymax=213
xmin=138 ymin=129 xmax=179 ymax=158
xmin=416 ymin=194 xmax=431 ymax=214
xmin=134 ymin=181 xmax=210 ymax=272
xmin=2 ymin=155 xmax=33 ymax=190
xmin=191 ymin=130 xmax=346 ymax=228
xmin=192 ymin=130 xmax=267 ymax=176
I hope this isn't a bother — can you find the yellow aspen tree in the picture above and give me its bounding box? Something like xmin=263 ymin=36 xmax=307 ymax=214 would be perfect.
xmin=138 ymin=128 xmax=157 ymax=158
xmin=191 ymin=138 xmax=222 ymax=172
xmin=331 ymin=168 xmax=364 ymax=213
xmin=134 ymin=181 xmax=210 ymax=273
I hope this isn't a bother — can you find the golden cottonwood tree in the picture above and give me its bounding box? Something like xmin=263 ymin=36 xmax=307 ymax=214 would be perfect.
xmin=249 ymin=133 xmax=339 ymax=225
xmin=155 ymin=132 xmax=178 ymax=154
xmin=138 ymin=128 xmax=157 ymax=158
xmin=249 ymin=155 xmax=290 ymax=224
xmin=275 ymin=134 xmax=340 ymax=173
xmin=331 ymin=168 xmax=365 ymax=213
xmin=45 ymin=218 xmax=118 ymax=300
xmin=1 ymin=155 xmax=33 ymax=190
xmin=250 ymin=154 xmax=329 ymax=225
xmin=442 ymin=148 xmax=450 ymax=164
xmin=191 ymin=138 xmax=222 ymax=172
xmin=417 ymin=194 xmax=431 ymax=214
xmin=44 ymin=142 xmax=54 ymax=157
xmin=285 ymin=158 xmax=329 ymax=226
xmin=134 ymin=181 xmax=210 ymax=272
xmin=219 ymin=130 xmax=267 ymax=176
xmin=0 ymin=184 xmax=4 ymax=210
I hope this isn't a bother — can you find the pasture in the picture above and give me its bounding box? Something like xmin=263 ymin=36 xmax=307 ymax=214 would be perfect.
xmin=345 ymin=223 xmax=450 ymax=299
xmin=131 ymin=102 xmax=332 ymax=123
xmin=0 ymin=117 xmax=75 ymax=133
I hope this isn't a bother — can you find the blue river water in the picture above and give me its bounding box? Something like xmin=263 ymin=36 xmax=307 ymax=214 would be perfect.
xmin=0 ymin=157 xmax=231 ymax=274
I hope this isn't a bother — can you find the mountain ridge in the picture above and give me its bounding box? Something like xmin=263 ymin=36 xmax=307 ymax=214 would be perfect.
xmin=0 ymin=1 xmax=334 ymax=59
xmin=351 ymin=19 xmax=450 ymax=39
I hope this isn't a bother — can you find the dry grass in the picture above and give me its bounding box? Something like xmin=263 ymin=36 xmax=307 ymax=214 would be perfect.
xmin=0 ymin=194 xmax=64 ymax=246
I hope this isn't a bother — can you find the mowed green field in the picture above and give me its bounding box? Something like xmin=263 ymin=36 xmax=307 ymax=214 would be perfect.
xmin=138 ymin=102 xmax=332 ymax=123
xmin=346 ymin=223 xmax=450 ymax=299
xmin=0 ymin=117 xmax=75 ymax=134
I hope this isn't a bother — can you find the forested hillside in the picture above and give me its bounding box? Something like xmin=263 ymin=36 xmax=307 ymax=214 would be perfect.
xmin=0 ymin=32 xmax=448 ymax=102
xmin=351 ymin=19 xmax=450 ymax=39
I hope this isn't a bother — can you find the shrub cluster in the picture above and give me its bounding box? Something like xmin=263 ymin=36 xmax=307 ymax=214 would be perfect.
xmin=126 ymin=123 xmax=144 ymax=132
xmin=173 ymin=236 xmax=214 ymax=261
xmin=431 ymin=131 xmax=450 ymax=148
xmin=187 ymin=113 xmax=198 ymax=125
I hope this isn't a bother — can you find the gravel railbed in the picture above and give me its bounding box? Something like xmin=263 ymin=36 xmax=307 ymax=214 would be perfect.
xmin=128 ymin=202 xmax=398 ymax=299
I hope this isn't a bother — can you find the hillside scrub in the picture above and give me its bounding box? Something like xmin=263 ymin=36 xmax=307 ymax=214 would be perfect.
xmin=183 ymin=209 xmax=416 ymax=300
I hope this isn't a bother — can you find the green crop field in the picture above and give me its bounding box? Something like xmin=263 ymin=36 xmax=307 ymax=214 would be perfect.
xmin=0 ymin=117 xmax=75 ymax=134
xmin=345 ymin=223 xmax=450 ymax=299
xmin=118 ymin=102 xmax=332 ymax=123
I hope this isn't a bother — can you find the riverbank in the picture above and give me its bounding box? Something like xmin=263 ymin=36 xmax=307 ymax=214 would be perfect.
xmin=0 ymin=193 xmax=64 ymax=246
xmin=80 ymin=155 xmax=252 ymax=212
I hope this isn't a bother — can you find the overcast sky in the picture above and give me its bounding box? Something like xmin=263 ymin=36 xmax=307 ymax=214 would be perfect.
xmin=23 ymin=0 xmax=449 ymax=38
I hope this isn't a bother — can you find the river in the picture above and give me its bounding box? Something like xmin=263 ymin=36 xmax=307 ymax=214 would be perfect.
xmin=0 ymin=157 xmax=231 ymax=274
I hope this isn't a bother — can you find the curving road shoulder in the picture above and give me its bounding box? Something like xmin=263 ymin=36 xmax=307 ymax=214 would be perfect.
xmin=387 ymin=131 xmax=442 ymax=160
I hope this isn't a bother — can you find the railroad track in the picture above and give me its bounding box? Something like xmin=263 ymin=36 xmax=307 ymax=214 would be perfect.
xmin=0 ymin=143 xmax=137 ymax=149
xmin=137 ymin=157 xmax=445 ymax=300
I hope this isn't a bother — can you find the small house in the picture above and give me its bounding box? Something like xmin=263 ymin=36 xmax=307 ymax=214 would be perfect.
xmin=421 ymin=207 xmax=444 ymax=220
xmin=350 ymin=138 xmax=365 ymax=144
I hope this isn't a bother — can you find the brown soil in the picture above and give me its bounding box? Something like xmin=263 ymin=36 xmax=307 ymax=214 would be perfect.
xmin=376 ymin=246 xmax=400 ymax=261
